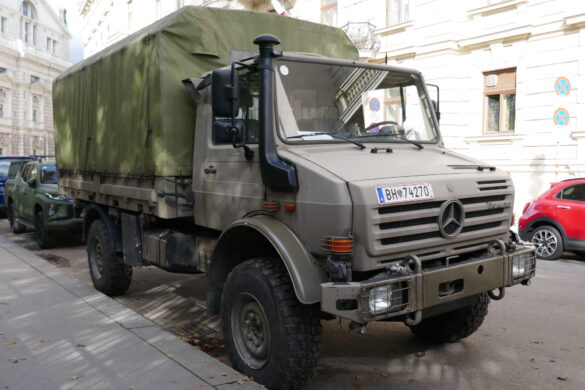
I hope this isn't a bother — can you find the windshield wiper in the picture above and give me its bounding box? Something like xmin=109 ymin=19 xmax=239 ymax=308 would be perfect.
xmin=354 ymin=133 xmax=424 ymax=150
xmin=288 ymin=132 xmax=366 ymax=150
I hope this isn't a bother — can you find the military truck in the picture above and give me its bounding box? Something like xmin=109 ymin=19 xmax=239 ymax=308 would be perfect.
xmin=53 ymin=7 xmax=536 ymax=390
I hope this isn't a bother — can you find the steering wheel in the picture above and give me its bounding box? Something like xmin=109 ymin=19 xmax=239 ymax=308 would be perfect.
xmin=364 ymin=120 xmax=399 ymax=132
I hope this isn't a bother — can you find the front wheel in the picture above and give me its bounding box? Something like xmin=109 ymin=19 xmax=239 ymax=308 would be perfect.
xmin=222 ymin=258 xmax=322 ymax=390
xmin=409 ymin=293 xmax=490 ymax=343
xmin=530 ymin=225 xmax=563 ymax=260
xmin=87 ymin=219 xmax=132 ymax=296
xmin=35 ymin=211 xmax=52 ymax=249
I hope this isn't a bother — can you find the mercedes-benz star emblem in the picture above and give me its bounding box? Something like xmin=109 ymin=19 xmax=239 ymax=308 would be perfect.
xmin=438 ymin=200 xmax=465 ymax=238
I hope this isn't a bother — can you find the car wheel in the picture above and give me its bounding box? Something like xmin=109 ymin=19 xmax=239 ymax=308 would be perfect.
xmin=409 ymin=293 xmax=490 ymax=343
xmin=8 ymin=203 xmax=25 ymax=233
xmin=530 ymin=225 xmax=563 ymax=260
xmin=35 ymin=210 xmax=52 ymax=249
xmin=222 ymin=258 xmax=322 ymax=390
xmin=87 ymin=219 xmax=132 ymax=296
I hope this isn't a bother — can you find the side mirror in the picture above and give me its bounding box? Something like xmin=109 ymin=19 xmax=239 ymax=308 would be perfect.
xmin=27 ymin=178 xmax=37 ymax=188
xmin=212 ymin=68 xmax=239 ymax=118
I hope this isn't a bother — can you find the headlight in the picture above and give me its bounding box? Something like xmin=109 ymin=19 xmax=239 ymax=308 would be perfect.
xmin=44 ymin=193 xmax=69 ymax=201
xmin=512 ymin=253 xmax=535 ymax=280
xmin=368 ymin=284 xmax=403 ymax=315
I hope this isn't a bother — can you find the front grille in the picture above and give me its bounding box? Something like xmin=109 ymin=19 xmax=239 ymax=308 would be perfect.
xmin=368 ymin=179 xmax=513 ymax=260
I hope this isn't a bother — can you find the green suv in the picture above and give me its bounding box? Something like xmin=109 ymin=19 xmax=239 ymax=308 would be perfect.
xmin=5 ymin=159 xmax=82 ymax=248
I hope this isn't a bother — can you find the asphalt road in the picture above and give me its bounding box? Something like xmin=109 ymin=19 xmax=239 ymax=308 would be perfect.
xmin=1 ymin=219 xmax=584 ymax=390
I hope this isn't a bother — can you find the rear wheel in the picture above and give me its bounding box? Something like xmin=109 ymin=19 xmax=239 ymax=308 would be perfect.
xmin=87 ymin=219 xmax=132 ymax=296
xmin=409 ymin=293 xmax=490 ymax=343
xmin=221 ymin=258 xmax=322 ymax=390
xmin=530 ymin=225 xmax=563 ymax=260
xmin=8 ymin=203 xmax=25 ymax=233
xmin=35 ymin=210 xmax=52 ymax=249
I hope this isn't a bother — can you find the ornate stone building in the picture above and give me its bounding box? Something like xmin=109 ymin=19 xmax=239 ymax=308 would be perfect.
xmin=0 ymin=0 xmax=71 ymax=156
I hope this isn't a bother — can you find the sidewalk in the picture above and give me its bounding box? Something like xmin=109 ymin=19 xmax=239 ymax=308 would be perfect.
xmin=0 ymin=235 xmax=260 ymax=390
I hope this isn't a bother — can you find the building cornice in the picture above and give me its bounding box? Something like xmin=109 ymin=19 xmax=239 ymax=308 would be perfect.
xmin=468 ymin=0 xmax=527 ymax=18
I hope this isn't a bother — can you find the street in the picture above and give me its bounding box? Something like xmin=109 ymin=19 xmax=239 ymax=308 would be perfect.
xmin=1 ymin=219 xmax=584 ymax=390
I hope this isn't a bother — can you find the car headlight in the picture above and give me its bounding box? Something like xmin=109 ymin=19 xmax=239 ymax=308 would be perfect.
xmin=44 ymin=193 xmax=69 ymax=201
xmin=368 ymin=284 xmax=403 ymax=315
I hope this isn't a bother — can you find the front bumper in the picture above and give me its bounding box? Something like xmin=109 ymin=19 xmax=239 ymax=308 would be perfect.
xmin=45 ymin=217 xmax=83 ymax=233
xmin=321 ymin=243 xmax=535 ymax=323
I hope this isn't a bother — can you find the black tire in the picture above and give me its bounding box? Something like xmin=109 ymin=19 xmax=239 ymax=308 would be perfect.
xmin=409 ymin=293 xmax=490 ymax=343
xmin=35 ymin=210 xmax=52 ymax=249
xmin=221 ymin=258 xmax=322 ymax=390
xmin=87 ymin=219 xmax=132 ymax=296
xmin=8 ymin=203 xmax=25 ymax=233
xmin=530 ymin=225 xmax=563 ymax=260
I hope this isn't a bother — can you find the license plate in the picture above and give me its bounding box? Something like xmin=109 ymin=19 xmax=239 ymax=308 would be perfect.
xmin=376 ymin=183 xmax=434 ymax=205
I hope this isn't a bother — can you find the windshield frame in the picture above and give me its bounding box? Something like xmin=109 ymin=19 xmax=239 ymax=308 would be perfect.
xmin=273 ymin=55 xmax=442 ymax=147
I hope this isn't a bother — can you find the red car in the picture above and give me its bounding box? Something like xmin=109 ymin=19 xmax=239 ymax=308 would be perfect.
xmin=519 ymin=178 xmax=585 ymax=260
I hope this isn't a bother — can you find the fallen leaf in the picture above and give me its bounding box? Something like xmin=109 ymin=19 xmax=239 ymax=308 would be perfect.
xmin=530 ymin=358 xmax=536 ymax=362
xmin=558 ymin=376 xmax=568 ymax=381
xmin=128 ymin=387 xmax=135 ymax=390
xmin=208 ymin=376 xmax=214 ymax=380
xmin=69 ymin=375 xmax=83 ymax=380
xmin=532 ymin=341 xmax=543 ymax=345
xmin=75 ymin=344 xmax=86 ymax=348
xmin=166 ymin=353 xmax=174 ymax=358
xmin=550 ymin=359 xmax=556 ymax=363
xmin=6 ymin=341 xmax=15 ymax=349
xmin=353 ymin=375 xmax=363 ymax=380
xmin=235 ymin=380 xmax=245 ymax=385
xmin=39 ymin=339 xmax=49 ymax=343
xmin=408 ymin=378 xmax=416 ymax=383
xmin=533 ymin=366 xmax=539 ymax=370
xmin=221 ymin=373 xmax=227 ymax=376
xmin=381 ymin=372 xmax=390 ymax=377
xmin=170 ymin=379 xmax=177 ymax=383
xmin=560 ymin=348 xmax=570 ymax=352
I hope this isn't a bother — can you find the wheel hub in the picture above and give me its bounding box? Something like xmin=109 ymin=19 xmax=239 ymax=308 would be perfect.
xmin=91 ymin=238 xmax=105 ymax=280
xmin=532 ymin=230 xmax=557 ymax=257
xmin=231 ymin=293 xmax=271 ymax=369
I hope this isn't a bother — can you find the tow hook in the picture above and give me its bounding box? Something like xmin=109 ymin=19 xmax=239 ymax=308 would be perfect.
xmin=349 ymin=321 xmax=367 ymax=335
xmin=488 ymin=287 xmax=505 ymax=300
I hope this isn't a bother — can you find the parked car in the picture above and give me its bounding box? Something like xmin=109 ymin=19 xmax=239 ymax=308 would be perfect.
xmin=519 ymin=178 xmax=585 ymax=260
xmin=0 ymin=156 xmax=32 ymax=216
xmin=4 ymin=158 xmax=82 ymax=248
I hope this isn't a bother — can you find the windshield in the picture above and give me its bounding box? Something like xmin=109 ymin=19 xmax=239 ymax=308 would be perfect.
xmin=275 ymin=58 xmax=438 ymax=144
xmin=41 ymin=165 xmax=58 ymax=184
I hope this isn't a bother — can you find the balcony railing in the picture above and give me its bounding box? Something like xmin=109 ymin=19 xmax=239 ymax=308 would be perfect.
xmin=341 ymin=22 xmax=381 ymax=52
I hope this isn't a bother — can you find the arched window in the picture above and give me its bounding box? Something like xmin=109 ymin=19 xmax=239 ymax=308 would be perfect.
xmin=20 ymin=1 xmax=37 ymax=45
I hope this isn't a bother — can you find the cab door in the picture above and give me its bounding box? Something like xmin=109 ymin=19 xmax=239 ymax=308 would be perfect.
xmin=21 ymin=164 xmax=39 ymax=221
xmin=195 ymin=71 xmax=263 ymax=230
xmin=555 ymin=183 xmax=585 ymax=240
xmin=14 ymin=163 xmax=32 ymax=219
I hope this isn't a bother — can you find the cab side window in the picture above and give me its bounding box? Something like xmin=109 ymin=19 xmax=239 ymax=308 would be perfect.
xmin=559 ymin=184 xmax=585 ymax=202
xmin=20 ymin=164 xmax=33 ymax=182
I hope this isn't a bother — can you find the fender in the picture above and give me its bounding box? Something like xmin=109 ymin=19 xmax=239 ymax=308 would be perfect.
xmin=527 ymin=217 xmax=568 ymax=246
xmin=83 ymin=204 xmax=122 ymax=253
xmin=209 ymin=215 xmax=326 ymax=306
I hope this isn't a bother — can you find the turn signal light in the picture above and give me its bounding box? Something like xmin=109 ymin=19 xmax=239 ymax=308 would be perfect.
xmin=263 ymin=201 xmax=279 ymax=212
xmin=322 ymin=236 xmax=353 ymax=255
xmin=283 ymin=203 xmax=296 ymax=212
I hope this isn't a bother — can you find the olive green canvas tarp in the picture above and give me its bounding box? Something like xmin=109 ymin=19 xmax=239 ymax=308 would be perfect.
xmin=53 ymin=6 xmax=358 ymax=177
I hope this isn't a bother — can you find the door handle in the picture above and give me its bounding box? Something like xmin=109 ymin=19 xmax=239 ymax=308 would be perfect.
xmin=557 ymin=205 xmax=571 ymax=209
xmin=204 ymin=166 xmax=217 ymax=174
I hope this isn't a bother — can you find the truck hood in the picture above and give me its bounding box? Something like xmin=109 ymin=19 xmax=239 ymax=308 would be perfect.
xmin=284 ymin=144 xmax=494 ymax=182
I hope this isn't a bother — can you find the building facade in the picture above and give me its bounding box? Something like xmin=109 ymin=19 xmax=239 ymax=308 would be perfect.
xmin=310 ymin=0 xmax=585 ymax=217
xmin=76 ymin=0 xmax=585 ymax=216
xmin=0 ymin=0 xmax=71 ymax=156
